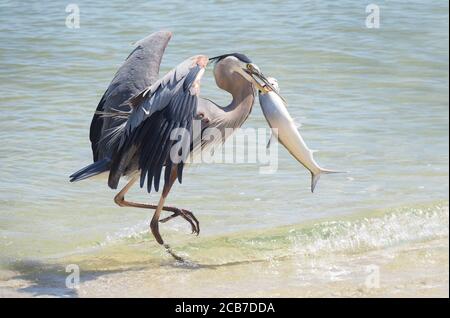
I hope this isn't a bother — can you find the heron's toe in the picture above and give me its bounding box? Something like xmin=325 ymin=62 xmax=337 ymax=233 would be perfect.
xmin=182 ymin=209 xmax=200 ymax=235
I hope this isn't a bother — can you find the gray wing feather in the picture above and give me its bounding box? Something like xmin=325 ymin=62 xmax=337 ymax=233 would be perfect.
xmin=108 ymin=58 xmax=206 ymax=192
xmin=90 ymin=30 xmax=172 ymax=162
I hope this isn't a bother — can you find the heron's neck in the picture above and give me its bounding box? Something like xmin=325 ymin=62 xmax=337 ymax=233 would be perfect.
xmin=213 ymin=68 xmax=254 ymax=131
xmin=212 ymin=62 xmax=256 ymax=128
xmin=223 ymin=85 xmax=254 ymax=125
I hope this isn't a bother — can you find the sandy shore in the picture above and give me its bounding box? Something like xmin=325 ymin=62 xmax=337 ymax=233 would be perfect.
xmin=1 ymin=237 xmax=447 ymax=298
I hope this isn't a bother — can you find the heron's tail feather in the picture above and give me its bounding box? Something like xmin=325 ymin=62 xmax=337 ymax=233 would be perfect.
xmin=69 ymin=158 xmax=111 ymax=182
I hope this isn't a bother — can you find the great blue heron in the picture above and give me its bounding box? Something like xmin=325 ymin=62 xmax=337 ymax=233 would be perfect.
xmin=70 ymin=31 xmax=277 ymax=257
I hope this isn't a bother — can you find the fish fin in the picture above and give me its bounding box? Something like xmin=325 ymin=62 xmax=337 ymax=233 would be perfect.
xmin=311 ymin=172 xmax=321 ymax=193
xmin=311 ymin=169 xmax=344 ymax=193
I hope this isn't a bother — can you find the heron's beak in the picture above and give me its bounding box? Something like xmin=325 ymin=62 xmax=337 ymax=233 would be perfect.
xmin=246 ymin=64 xmax=287 ymax=105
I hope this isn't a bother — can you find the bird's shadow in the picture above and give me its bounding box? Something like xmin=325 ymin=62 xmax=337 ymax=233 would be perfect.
xmin=166 ymin=258 xmax=266 ymax=270
xmin=5 ymin=250 xmax=283 ymax=297
xmin=5 ymin=259 xmax=147 ymax=298
xmin=162 ymin=251 xmax=281 ymax=270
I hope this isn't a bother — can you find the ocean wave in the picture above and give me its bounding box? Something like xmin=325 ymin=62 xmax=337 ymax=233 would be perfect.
xmin=287 ymin=203 xmax=449 ymax=256
xmin=97 ymin=201 xmax=448 ymax=263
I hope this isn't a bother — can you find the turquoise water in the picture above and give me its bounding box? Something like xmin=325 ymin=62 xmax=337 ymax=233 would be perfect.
xmin=0 ymin=0 xmax=448 ymax=287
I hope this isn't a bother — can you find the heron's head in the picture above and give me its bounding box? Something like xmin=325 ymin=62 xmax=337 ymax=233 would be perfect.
xmin=209 ymin=53 xmax=274 ymax=91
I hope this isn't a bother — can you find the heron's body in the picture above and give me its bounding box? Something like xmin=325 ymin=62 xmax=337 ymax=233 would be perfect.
xmin=70 ymin=31 xmax=268 ymax=259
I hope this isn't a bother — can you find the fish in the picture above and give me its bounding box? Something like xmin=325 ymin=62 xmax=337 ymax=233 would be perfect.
xmin=258 ymin=77 xmax=340 ymax=192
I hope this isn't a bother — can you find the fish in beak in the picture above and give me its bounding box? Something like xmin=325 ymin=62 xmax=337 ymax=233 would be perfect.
xmin=245 ymin=64 xmax=288 ymax=105
xmin=258 ymin=76 xmax=341 ymax=192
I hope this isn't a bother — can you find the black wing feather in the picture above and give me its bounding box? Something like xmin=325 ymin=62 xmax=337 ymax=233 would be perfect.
xmin=89 ymin=94 xmax=107 ymax=162
xmin=108 ymin=63 xmax=202 ymax=193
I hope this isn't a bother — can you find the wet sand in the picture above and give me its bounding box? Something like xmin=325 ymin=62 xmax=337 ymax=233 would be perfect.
xmin=1 ymin=237 xmax=447 ymax=298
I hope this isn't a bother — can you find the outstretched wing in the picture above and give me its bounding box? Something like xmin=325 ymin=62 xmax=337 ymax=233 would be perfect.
xmin=108 ymin=55 xmax=208 ymax=193
xmin=90 ymin=31 xmax=172 ymax=162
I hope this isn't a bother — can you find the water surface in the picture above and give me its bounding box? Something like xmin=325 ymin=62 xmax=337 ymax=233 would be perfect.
xmin=0 ymin=0 xmax=448 ymax=297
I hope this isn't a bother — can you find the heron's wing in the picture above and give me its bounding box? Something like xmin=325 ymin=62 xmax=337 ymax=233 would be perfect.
xmin=90 ymin=31 xmax=172 ymax=162
xmin=108 ymin=55 xmax=208 ymax=193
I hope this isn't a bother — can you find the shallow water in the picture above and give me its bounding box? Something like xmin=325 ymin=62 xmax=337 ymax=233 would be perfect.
xmin=1 ymin=202 xmax=448 ymax=297
xmin=0 ymin=1 xmax=448 ymax=297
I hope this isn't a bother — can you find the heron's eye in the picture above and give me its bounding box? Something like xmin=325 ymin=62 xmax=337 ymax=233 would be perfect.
xmin=246 ymin=64 xmax=253 ymax=70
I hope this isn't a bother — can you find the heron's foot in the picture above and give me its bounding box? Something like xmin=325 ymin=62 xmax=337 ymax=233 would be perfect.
xmin=160 ymin=208 xmax=200 ymax=235
xmin=163 ymin=244 xmax=186 ymax=262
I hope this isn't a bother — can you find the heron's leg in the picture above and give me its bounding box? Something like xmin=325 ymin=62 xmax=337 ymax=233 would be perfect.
xmin=149 ymin=166 xmax=189 ymax=262
xmin=114 ymin=177 xmax=199 ymax=234
xmin=112 ymin=173 xmax=187 ymax=261
xmin=150 ymin=193 xmax=167 ymax=245
xmin=150 ymin=165 xmax=180 ymax=244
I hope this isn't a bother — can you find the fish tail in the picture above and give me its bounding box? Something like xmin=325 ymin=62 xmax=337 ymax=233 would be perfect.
xmin=311 ymin=168 xmax=344 ymax=193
